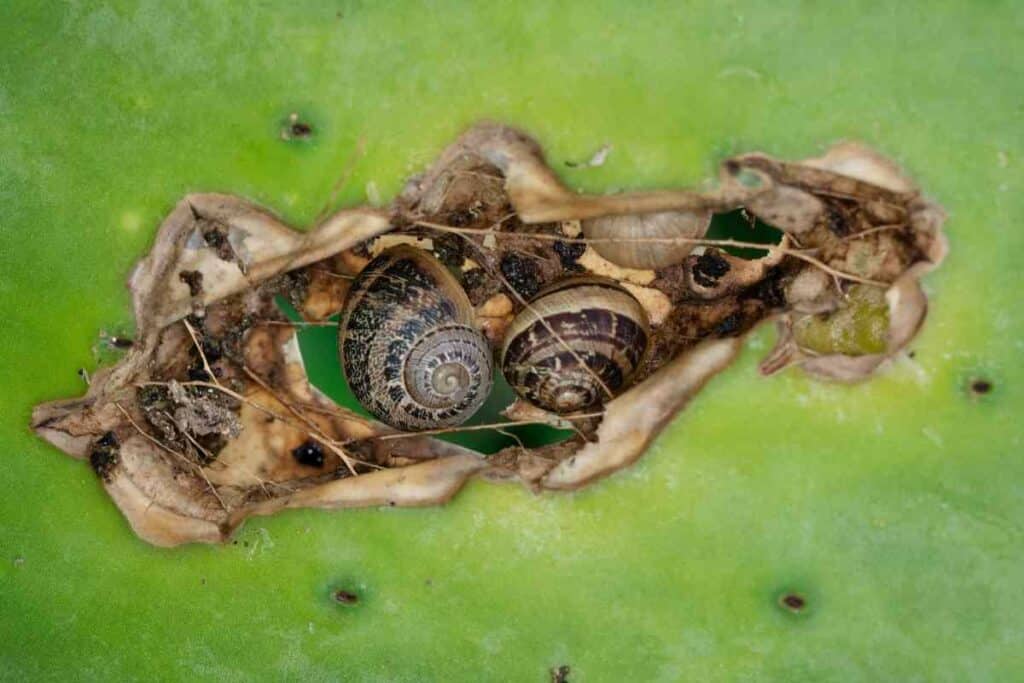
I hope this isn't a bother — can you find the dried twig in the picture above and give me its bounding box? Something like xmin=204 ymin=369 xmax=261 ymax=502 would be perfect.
xmin=114 ymin=402 xmax=229 ymax=512
xmin=840 ymin=223 xmax=904 ymax=241
xmin=182 ymin=319 xmax=217 ymax=383
xmin=362 ymin=412 xmax=603 ymax=442
xmin=414 ymin=220 xmax=890 ymax=288
xmin=240 ymin=366 xmax=365 ymax=476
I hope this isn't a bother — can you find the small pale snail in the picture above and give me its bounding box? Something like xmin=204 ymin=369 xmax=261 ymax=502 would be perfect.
xmin=338 ymin=245 xmax=493 ymax=431
xmin=501 ymin=278 xmax=650 ymax=414
xmin=581 ymin=210 xmax=711 ymax=270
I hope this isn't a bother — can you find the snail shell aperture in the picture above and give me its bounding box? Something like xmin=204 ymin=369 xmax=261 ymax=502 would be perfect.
xmin=339 ymin=245 xmax=493 ymax=431
xmin=501 ymin=278 xmax=650 ymax=414
xmin=581 ymin=210 xmax=711 ymax=270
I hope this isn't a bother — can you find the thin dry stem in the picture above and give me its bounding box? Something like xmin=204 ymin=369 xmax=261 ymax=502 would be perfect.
xmin=363 ymin=412 xmax=603 ymax=442
xmin=182 ymin=319 xmax=218 ymax=384
xmin=137 ymin=378 xmax=378 ymax=473
xmin=415 ymin=220 xmax=890 ymax=288
xmin=841 ymin=223 xmax=904 ymax=241
xmin=255 ymin=320 xmax=340 ymax=328
xmin=240 ymin=366 xmax=365 ymax=476
xmin=114 ymin=402 xmax=229 ymax=512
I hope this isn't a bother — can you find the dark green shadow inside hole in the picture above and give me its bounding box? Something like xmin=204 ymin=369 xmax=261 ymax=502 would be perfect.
xmin=277 ymin=298 xmax=572 ymax=454
xmin=706 ymin=209 xmax=784 ymax=259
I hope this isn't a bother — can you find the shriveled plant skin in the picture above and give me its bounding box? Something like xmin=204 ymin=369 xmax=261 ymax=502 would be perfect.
xmin=28 ymin=128 xmax=943 ymax=545
xmin=2 ymin=3 xmax=1022 ymax=682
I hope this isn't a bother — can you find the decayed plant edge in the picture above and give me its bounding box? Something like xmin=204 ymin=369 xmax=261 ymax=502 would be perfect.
xmin=30 ymin=122 xmax=946 ymax=546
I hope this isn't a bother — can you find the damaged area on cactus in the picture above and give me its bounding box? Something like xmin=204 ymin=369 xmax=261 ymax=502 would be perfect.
xmin=30 ymin=123 xmax=946 ymax=546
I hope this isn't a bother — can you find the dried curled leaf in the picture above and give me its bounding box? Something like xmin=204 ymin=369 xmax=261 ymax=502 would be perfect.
xmin=32 ymin=123 xmax=945 ymax=546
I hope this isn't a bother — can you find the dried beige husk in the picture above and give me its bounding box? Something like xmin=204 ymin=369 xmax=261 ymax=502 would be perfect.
xmin=32 ymin=123 xmax=945 ymax=546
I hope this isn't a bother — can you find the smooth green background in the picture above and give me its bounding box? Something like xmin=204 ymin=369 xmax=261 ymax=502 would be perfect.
xmin=1 ymin=2 xmax=1021 ymax=680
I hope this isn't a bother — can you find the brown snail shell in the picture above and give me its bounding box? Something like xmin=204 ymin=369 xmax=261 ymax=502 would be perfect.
xmin=339 ymin=245 xmax=493 ymax=431
xmin=501 ymin=278 xmax=650 ymax=414
xmin=581 ymin=210 xmax=711 ymax=270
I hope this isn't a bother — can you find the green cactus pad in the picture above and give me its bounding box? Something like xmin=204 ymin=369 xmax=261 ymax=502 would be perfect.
xmin=2 ymin=2 xmax=1021 ymax=680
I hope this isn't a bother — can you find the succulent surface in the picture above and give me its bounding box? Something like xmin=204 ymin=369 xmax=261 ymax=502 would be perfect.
xmin=2 ymin=2 xmax=1022 ymax=680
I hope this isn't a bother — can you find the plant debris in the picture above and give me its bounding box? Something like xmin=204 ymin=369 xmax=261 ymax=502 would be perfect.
xmin=31 ymin=122 xmax=946 ymax=546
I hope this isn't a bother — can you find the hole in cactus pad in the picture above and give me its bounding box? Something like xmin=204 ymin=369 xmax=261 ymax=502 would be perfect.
xmin=280 ymin=112 xmax=315 ymax=141
xmin=969 ymin=378 xmax=993 ymax=396
xmin=30 ymin=122 xmax=948 ymax=546
xmin=779 ymin=592 xmax=808 ymax=613
xmin=705 ymin=209 xmax=784 ymax=259
xmin=332 ymin=589 xmax=359 ymax=605
xmin=278 ymin=298 xmax=573 ymax=454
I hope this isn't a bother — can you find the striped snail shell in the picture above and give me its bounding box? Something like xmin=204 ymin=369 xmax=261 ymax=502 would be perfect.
xmin=339 ymin=245 xmax=493 ymax=431
xmin=581 ymin=210 xmax=711 ymax=270
xmin=500 ymin=278 xmax=650 ymax=414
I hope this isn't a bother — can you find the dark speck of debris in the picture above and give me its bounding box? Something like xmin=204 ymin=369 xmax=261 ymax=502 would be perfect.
xmin=751 ymin=270 xmax=786 ymax=309
xmin=714 ymin=313 xmax=743 ymax=337
xmin=970 ymin=378 xmax=993 ymax=396
xmin=553 ymin=240 xmax=586 ymax=268
xmin=89 ymin=431 xmax=120 ymax=482
xmin=462 ymin=267 xmax=487 ymax=291
xmin=179 ymin=270 xmax=204 ymax=297
xmin=137 ymin=384 xmax=168 ymax=408
xmin=692 ymin=251 xmax=731 ymax=288
xmin=432 ymin=233 xmax=465 ymax=268
xmin=779 ymin=592 xmax=807 ymax=613
xmin=187 ymin=363 xmax=212 ymax=381
xmin=202 ymin=226 xmax=235 ymax=262
xmin=550 ymin=664 xmax=571 ymax=683
xmin=462 ymin=267 xmax=500 ymax=305
xmin=826 ymin=206 xmax=849 ymax=237
xmin=292 ymin=439 xmax=325 ymax=467
xmin=281 ymin=113 xmax=314 ymax=141
xmin=500 ymin=252 xmax=540 ymax=299
xmin=200 ymin=339 xmax=223 ymax=363
xmin=109 ymin=336 xmax=134 ymax=349
xmin=332 ymin=589 xmax=359 ymax=605
xmin=446 ymin=208 xmax=478 ymax=227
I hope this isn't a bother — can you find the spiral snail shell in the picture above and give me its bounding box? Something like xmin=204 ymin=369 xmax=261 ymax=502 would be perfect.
xmin=500 ymin=278 xmax=650 ymax=414
xmin=339 ymin=245 xmax=493 ymax=431
xmin=581 ymin=210 xmax=711 ymax=270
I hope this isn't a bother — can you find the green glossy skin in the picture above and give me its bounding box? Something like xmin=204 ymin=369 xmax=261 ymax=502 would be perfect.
xmin=2 ymin=2 xmax=1022 ymax=680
